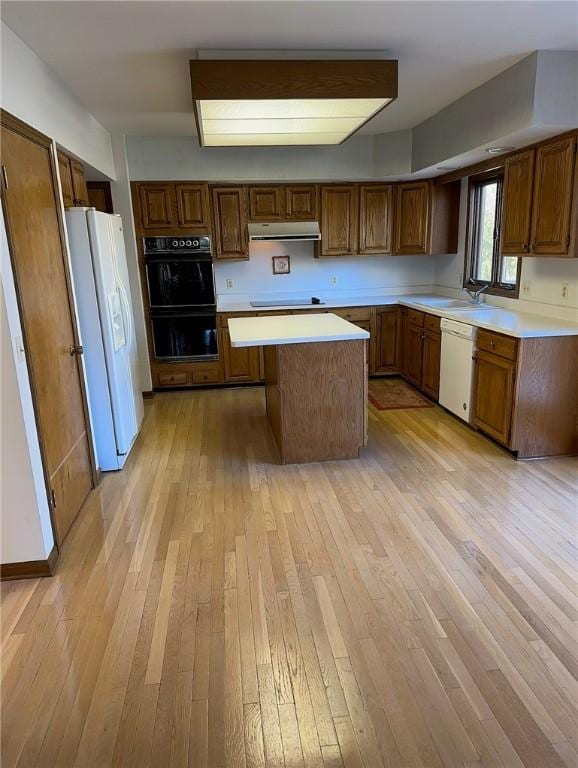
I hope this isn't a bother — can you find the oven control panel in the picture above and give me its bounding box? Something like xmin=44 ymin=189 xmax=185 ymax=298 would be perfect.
xmin=144 ymin=235 xmax=211 ymax=253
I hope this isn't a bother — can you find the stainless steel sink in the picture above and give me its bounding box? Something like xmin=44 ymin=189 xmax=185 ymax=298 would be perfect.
xmin=412 ymin=298 xmax=492 ymax=311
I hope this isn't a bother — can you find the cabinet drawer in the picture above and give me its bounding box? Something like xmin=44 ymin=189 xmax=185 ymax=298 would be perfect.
xmin=333 ymin=307 xmax=371 ymax=323
xmin=406 ymin=308 xmax=425 ymax=327
xmin=477 ymin=330 xmax=518 ymax=361
xmin=424 ymin=314 xmax=441 ymax=334
xmin=158 ymin=371 xmax=188 ymax=387
xmin=192 ymin=364 xmax=222 ymax=385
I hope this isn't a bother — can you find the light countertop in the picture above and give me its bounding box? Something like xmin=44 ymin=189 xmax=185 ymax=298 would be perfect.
xmin=228 ymin=313 xmax=370 ymax=347
xmin=218 ymin=293 xmax=578 ymax=338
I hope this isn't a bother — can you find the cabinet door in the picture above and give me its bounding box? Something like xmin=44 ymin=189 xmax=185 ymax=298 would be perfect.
xmin=286 ymin=185 xmax=317 ymax=220
xmin=249 ymin=186 xmax=285 ymax=221
xmin=220 ymin=328 xmax=260 ymax=382
xmin=70 ymin=158 xmax=89 ymax=206
xmin=372 ymin=308 xmax=400 ymax=373
xmin=359 ymin=184 xmax=393 ymax=254
xmin=501 ymin=150 xmax=534 ymax=254
xmin=421 ymin=330 xmax=441 ymax=400
xmin=404 ymin=323 xmax=424 ymax=387
xmin=394 ymin=181 xmax=431 ymax=255
xmin=139 ymin=183 xmax=175 ymax=229
xmin=176 ymin=184 xmax=209 ymax=228
xmin=530 ymin=136 xmax=576 ymax=255
xmin=57 ymin=151 xmax=74 ymax=207
xmin=212 ymin=187 xmax=249 ymax=260
xmin=472 ymin=351 xmax=516 ymax=446
xmin=319 ymin=185 xmax=358 ymax=256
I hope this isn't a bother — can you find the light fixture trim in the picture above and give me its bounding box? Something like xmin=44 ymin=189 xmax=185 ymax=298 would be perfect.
xmin=190 ymin=59 xmax=397 ymax=147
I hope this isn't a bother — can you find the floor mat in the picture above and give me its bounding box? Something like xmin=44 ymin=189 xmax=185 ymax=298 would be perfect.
xmin=368 ymin=377 xmax=434 ymax=410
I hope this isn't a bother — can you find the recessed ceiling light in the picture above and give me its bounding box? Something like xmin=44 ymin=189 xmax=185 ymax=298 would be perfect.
xmin=486 ymin=146 xmax=516 ymax=155
xmin=190 ymin=59 xmax=397 ymax=147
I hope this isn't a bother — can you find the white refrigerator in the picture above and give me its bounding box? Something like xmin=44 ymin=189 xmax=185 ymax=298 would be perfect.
xmin=66 ymin=208 xmax=143 ymax=470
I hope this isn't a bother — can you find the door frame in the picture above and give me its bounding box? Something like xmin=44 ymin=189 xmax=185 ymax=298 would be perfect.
xmin=0 ymin=109 xmax=98 ymax=550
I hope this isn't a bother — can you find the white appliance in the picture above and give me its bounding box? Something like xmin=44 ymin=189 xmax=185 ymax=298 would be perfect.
xmin=66 ymin=208 xmax=143 ymax=470
xmin=439 ymin=318 xmax=477 ymax=423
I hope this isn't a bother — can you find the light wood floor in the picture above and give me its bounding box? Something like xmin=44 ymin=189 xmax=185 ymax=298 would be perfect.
xmin=2 ymin=386 xmax=577 ymax=768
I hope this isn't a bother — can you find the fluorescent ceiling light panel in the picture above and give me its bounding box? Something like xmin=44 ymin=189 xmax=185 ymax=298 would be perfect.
xmin=190 ymin=60 xmax=397 ymax=147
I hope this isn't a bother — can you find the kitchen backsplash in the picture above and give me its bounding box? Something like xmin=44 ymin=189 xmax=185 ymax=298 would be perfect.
xmin=214 ymin=241 xmax=436 ymax=297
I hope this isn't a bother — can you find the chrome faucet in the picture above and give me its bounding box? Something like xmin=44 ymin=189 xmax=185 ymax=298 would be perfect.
xmin=465 ymin=284 xmax=488 ymax=303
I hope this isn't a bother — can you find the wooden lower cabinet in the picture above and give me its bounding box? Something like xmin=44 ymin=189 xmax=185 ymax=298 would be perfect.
xmin=153 ymin=361 xmax=223 ymax=389
xmin=220 ymin=328 xmax=261 ymax=382
xmin=421 ymin=329 xmax=441 ymax=399
xmin=403 ymin=321 xmax=425 ymax=387
xmin=472 ymin=350 xmax=516 ymax=446
xmin=372 ymin=307 xmax=400 ymax=374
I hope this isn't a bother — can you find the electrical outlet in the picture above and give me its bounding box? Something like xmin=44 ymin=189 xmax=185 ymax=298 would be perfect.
xmin=330 ymin=276 xmax=337 ymax=285
xmin=561 ymin=282 xmax=569 ymax=301
xmin=522 ymin=280 xmax=531 ymax=296
xmin=226 ymin=278 xmax=234 ymax=290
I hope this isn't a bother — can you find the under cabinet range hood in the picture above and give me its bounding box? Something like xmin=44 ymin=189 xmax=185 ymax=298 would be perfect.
xmin=248 ymin=221 xmax=321 ymax=242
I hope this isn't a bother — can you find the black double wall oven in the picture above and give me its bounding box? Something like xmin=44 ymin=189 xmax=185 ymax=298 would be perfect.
xmin=144 ymin=235 xmax=218 ymax=361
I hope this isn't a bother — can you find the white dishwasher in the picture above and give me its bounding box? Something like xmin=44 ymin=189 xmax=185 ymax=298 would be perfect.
xmin=439 ymin=318 xmax=477 ymax=422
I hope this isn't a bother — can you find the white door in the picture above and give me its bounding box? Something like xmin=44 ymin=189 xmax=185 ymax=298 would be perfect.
xmin=87 ymin=211 xmax=138 ymax=458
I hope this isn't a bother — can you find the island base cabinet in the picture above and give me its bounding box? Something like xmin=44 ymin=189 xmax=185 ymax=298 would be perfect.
xmin=264 ymin=340 xmax=367 ymax=464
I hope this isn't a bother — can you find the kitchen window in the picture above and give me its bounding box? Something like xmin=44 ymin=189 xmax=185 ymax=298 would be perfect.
xmin=465 ymin=171 xmax=520 ymax=297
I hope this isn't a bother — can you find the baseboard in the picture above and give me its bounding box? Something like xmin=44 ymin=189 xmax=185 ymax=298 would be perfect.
xmin=142 ymin=390 xmax=155 ymax=400
xmin=0 ymin=546 xmax=59 ymax=581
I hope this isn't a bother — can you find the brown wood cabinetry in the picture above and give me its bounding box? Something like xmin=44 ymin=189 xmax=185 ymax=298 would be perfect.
xmin=319 ymin=185 xmax=358 ymax=256
xmin=372 ymin=307 xmax=400 ymax=373
xmin=175 ymin=183 xmax=210 ymax=228
xmin=472 ymin=347 xmax=516 ymax=446
xmin=285 ymin=185 xmax=317 ymax=220
xmin=472 ymin=330 xmax=578 ymax=457
xmin=399 ymin=309 xmax=441 ymax=398
xmin=530 ymin=136 xmax=576 ymax=256
xmin=220 ymin=328 xmax=261 ymax=382
xmin=138 ymin=183 xmax=176 ymax=229
xmin=358 ymin=184 xmax=393 ymax=255
xmin=393 ymin=180 xmax=460 ymax=256
xmin=87 ymin=181 xmax=114 ymax=213
xmin=57 ymin=150 xmax=89 ymax=207
xmin=211 ymin=186 xmax=249 ymax=260
xmin=421 ymin=316 xmax=441 ymax=400
xmin=394 ymin=181 xmax=431 ymax=255
xmin=501 ymin=150 xmax=534 ymax=254
xmin=248 ymin=186 xmax=285 ymax=221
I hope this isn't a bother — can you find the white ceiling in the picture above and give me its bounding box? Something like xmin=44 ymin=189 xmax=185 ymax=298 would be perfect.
xmin=2 ymin=1 xmax=577 ymax=138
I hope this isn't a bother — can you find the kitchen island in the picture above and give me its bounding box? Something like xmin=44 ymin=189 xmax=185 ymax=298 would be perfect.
xmin=228 ymin=313 xmax=369 ymax=464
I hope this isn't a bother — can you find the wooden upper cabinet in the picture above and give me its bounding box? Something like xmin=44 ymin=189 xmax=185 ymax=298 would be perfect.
xmin=394 ymin=181 xmax=431 ymax=255
xmin=175 ymin=183 xmax=210 ymax=228
xmin=57 ymin=151 xmax=74 ymax=207
xmin=358 ymin=184 xmax=393 ymax=254
xmin=212 ymin=186 xmax=249 ymax=260
xmin=530 ymin=136 xmax=576 ymax=256
xmin=285 ymin=185 xmax=317 ymax=220
xmin=139 ymin=183 xmax=176 ymax=229
xmin=319 ymin=185 xmax=358 ymax=257
xmin=70 ymin=159 xmax=89 ymax=206
xmin=249 ymin=186 xmax=285 ymax=221
xmin=501 ymin=150 xmax=535 ymax=254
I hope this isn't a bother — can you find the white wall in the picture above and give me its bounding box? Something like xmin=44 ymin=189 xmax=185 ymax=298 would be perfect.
xmin=1 ymin=215 xmax=54 ymax=563
xmin=216 ymin=241 xmax=435 ymax=302
xmin=435 ymin=179 xmax=578 ymax=319
xmin=1 ymin=22 xmax=115 ymax=177
xmin=127 ymin=134 xmax=375 ymax=181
